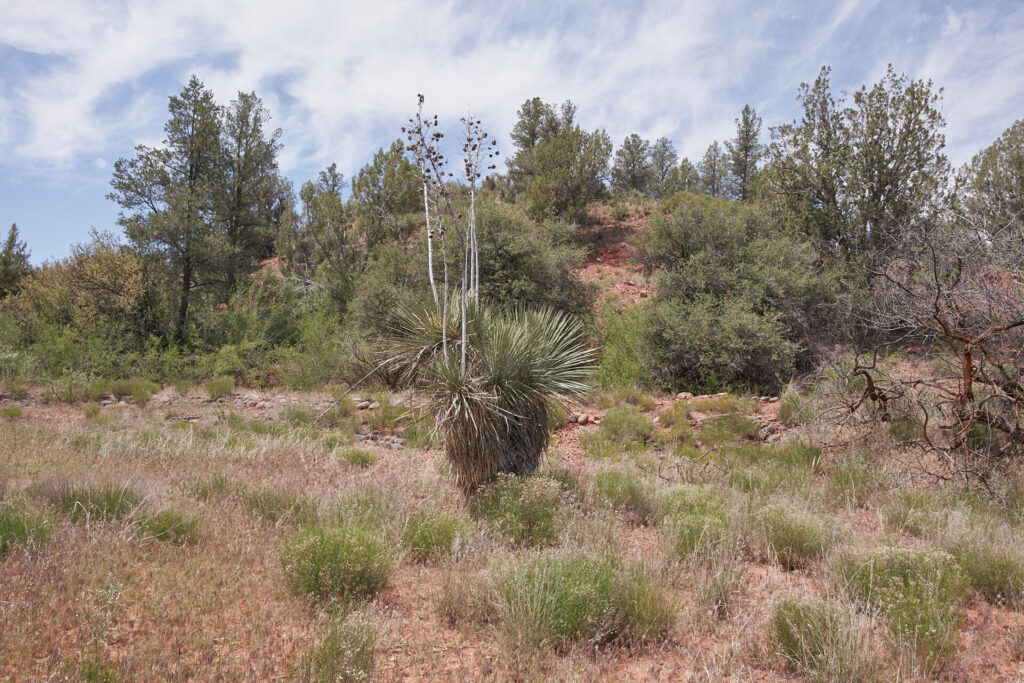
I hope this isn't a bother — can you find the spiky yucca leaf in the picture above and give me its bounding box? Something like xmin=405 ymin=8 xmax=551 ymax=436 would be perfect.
xmin=389 ymin=300 xmax=595 ymax=491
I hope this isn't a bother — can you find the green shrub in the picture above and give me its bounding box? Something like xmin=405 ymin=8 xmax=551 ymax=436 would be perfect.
xmin=139 ymin=509 xmax=200 ymax=544
xmin=827 ymin=455 xmax=886 ymax=508
xmin=836 ymin=547 xmax=969 ymax=674
xmin=401 ymin=511 xmax=464 ymax=562
xmin=108 ymin=378 xmax=160 ymax=406
xmin=3 ymin=378 xmax=27 ymax=400
xmin=205 ymin=375 xmax=235 ymax=400
xmin=0 ymin=406 xmax=21 ymax=420
xmin=755 ymin=504 xmax=836 ymax=569
xmin=699 ymin=414 xmax=760 ymax=445
xmin=83 ymin=403 xmax=102 ymax=420
xmin=600 ymin=404 xmax=654 ymax=445
xmin=472 ymin=474 xmax=563 ymax=547
xmin=594 ymin=470 xmax=659 ymax=524
xmin=297 ymin=609 xmax=378 ymax=683
xmin=0 ymin=506 xmax=51 ymax=557
xmin=280 ymin=523 xmax=396 ymax=601
xmin=48 ymin=483 xmax=144 ymax=523
xmin=597 ymin=306 xmax=648 ymax=391
xmin=498 ymin=554 xmax=673 ymax=651
xmin=83 ymin=379 xmax=110 ymax=402
xmin=773 ymin=596 xmax=878 ymax=682
xmin=337 ymin=448 xmax=377 ymax=468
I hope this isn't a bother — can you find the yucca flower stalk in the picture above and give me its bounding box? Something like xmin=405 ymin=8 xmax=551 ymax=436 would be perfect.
xmin=389 ymin=299 xmax=595 ymax=492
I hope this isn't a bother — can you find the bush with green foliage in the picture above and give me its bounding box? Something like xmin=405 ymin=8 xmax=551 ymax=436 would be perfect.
xmin=472 ymin=474 xmax=564 ymax=547
xmin=280 ymin=523 xmax=396 ymax=602
xmin=498 ymin=553 xmax=673 ymax=651
xmin=205 ymin=375 xmax=235 ymax=399
xmin=836 ymin=547 xmax=969 ymax=674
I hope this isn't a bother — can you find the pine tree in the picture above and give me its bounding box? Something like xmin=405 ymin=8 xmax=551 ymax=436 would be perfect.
xmin=0 ymin=223 xmax=31 ymax=298
xmin=726 ymin=104 xmax=763 ymax=200
xmin=699 ymin=141 xmax=727 ymax=197
xmin=650 ymin=137 xmax=679 ymax=198
xmin=611 ymin=133 xmax=653 ymax=194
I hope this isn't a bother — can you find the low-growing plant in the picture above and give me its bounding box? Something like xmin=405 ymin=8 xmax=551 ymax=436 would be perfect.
xmin=777 ymin=390 xmax=810 ymax=426
xmin=883 ymin=489 xmax=940 ymax=536
xmin=773 ymin=596 xmax=879 ymax=682
xmin=699 ymin=414 xmax=760 ymax=445
xmin=1010 ymin=627 xmax=1024 ymax=662
xmin=498 ymin=553 xmax=673 ymax=651
xmin=0 ymin=506 xmax=52 ymax=557
xmin=755 ymin=504 xmax=837 ymax=570
xmin=280 ymin=523 xmax=396 ymax=602
xmin=108 ymin=378 xmax=160 ymax=406
xmin=472 ymin=474 xmax=564 ymax=547
xmin=297 ymin=609 xmax=378 ymax=683
xmin=826 ymin=455 xmax=887 ymax=508
xmin=83 ymin=403 xmax=102 ymax=420
xmin=594 ymin=469 xmax=659 ymax=524
xmin=662 ymin=492 xmax=729 ymax=558
xmin=835 ymin=547 xmax=969 ymax=674
xmin=887 ymin=416 xmax=921 ymax=445
xmin=190 ymin=474 xmax=233 ymax=501
xmin=337 ymin=448 xmax=377 ymax=468
xmin=687 ymin=542 xmax=746 ymax=626
xmin=47 ymin=483 xmax=145 ymax=523
xmin=0 ymin=406 xmax=21 ymax=420
xmin=281 ymin=405 xmax=315 ymax=425
xmin=598 ymin=386 xmax=656 ymax=411
xmin=401 ymin=511 xmax=465 ymax=562
xmin=236 ymin=485 xmax=317 ymax=525
xmin=139 ymin=509 xmax=200 ymax=544
xmin=3 ymin=378 xmax=28 ymax=400
xmin=599 ymin=404 xmax=654 ymax=446
xmin=691 ymin=394 xmax=755 ymax=415
xmin=657 ymin=401 xmax=690 ymax=428
xmin=205 ymin=375 xmax=235 ymax=400
xmin=435 ymin=569 xmax=502 ymax=627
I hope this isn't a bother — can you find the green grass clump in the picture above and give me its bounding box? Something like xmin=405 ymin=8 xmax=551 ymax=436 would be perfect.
xmin=777 ymin=390 xmax=809 ymax=426
xmin=888 ymin=416 xmax=921 ymax=445
xmin=281 ymin=405 xmax=315 ymax=425
xmin=401 ymin=511 xmax=465 ymax=562
xmin=598 ymin=385 xmax=656 ymax=411
xmin=297 ymin=609 xmax=378 ymax=683
xmin=3 ymin=378 xmax=27 ymax=400
xmin=83 ymin=403 xmax=102 ymax=420
xmin=48 ymin=484 xmax=145 ymax=523
xmin=600 ymin=404 xmax=654 ymax=445
xmin=498 ymin=553 xmax=673 ymax=651
xmin=139 ymin=509 xmax=200 ymax=544
xmin=190 ymin=474 xmax=233 ymax=501
xmin=773 ymin=596 xmax=879 ymax=682
xmin=691 ymin=394 xmax=755 ymax=415
xmin=660 ymin=485 xmax=729 ymax=557
xmin=755 ymin=504 xmax=837 ymax=570
xmin=337 ymin=448 xmax=377 ymax=468
xmin=280 ymin=522 xmax=396 ymax=602
xmin=657 ymin=401 xmax=690 ymax=428
xmin=235 ymin=485 xmax=317 ymax=525
xmin=883 ymin=489 xmax=940 ymax=536
xmin=205 ymin=375 xmax=235 ymax=400
xmin=836 ymin=547 xmax=969 ymax=674
xmin=472 ymin=474 xmax=564 ymax=547
xmin=0 ymin=506 xmax=52 ymax=557
xmin=594 ymin=469 xmax=659 ymax=524
xmin=0 ymin=406 xmax=21 ymax=420
xmin=699 ymin=414 xmax=760 ymax=445
xmin=826 ymin=455 xmax=887 ymax=508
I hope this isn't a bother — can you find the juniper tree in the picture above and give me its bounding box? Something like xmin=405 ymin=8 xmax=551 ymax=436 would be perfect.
xmin=699 ymin=141 xmax=727 ymax=198
xmin=650 ymin=137 xmax=679 ymax=198
xmin=611 ymin=133 xmax=653 ymax=194
xmin=726 ymin=104 xmax=763 ymax=200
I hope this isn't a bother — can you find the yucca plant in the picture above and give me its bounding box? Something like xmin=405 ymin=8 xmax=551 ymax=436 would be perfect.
xmin=388 ymin=300 xmax=594 ymax=491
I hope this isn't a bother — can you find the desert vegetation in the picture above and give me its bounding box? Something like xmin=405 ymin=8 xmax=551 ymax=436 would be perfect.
xmin=2 ymin=60 xmax=1024 ymax=681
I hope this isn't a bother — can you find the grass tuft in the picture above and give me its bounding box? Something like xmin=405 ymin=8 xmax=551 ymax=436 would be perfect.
xmin=594 ymin=469 xmax=659 ymax=525
xmin=297 ymin=609 xmax=378 ymax=682
xmin=139 ymin=509 xmax=200 ymax=544
xmin=280 ymin=522 xmax=396 ymax=602
xmin=46 ymin=483 xmax=145 ymax=523
xmin=0 ymin=506 xmax=52 ymax=557
xmin=337 ymin=448 xmax=377 ymax=468
xmin=401 ymin=510 xmax=465 ymax=562
xmin=205 ymin=376 xmax=235 ymax=400
xmin=754 ymin=504 xmax=837 ymax=570
xmin=773 ymin=596 xmax=879 ymax=682
xmin=472 ymin=474 xmax=564 ymax=547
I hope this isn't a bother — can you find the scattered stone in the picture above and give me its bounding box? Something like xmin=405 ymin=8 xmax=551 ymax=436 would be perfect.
xmin=577 ymin=414 xmax=590 ymax=426
xmin=567 ymin=413 xmax=580 ymax=424
xmin=99 ymin=399 xmax=114 ymax=406
xmin=768 ymin=396 xmax=780 ymax=403
xmin=356 ymin=400 xmax=372 ymax=410
xmin=676 ymin=392 xmax=694 ymax=400
xmin=368 ymin=401 xmax=380 ymax=410
xmin=117 ymin=400 xmax=129 ymax=407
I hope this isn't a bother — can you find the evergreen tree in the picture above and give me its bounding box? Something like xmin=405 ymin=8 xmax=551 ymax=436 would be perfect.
xmin=650 ymin=137 xmax=679 ymax=198
xmin=698 ymin=141 xmax=727 ymax=197
xmin=351 ymin=139 xmax=421 ymax=248
xmin=0 ymin=223 xmax=31 ymax=299
xmin=109 ymin=75 xmax=223 ymax=344
xmin=611 ymin=133 xmax=653 ymax=194
xmin=726 ymin=104 xmax=763 ymax=200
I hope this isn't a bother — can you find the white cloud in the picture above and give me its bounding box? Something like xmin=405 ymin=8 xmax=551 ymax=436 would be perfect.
xmin=0 ymin=0 xmax=1022 ymax=179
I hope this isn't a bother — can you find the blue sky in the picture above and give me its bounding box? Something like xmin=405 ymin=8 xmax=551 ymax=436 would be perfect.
xmin=2 ymin=0 xmax=1023 ymax=263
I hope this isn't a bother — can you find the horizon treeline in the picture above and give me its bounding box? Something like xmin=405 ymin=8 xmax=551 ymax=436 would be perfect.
xmin=0 ymin=63 xmax=1021 ymax=396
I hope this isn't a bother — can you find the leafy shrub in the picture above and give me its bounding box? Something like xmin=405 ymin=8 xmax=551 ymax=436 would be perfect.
xmin=205 ymin=375 xmax=235 ymax=400
xmin=280 ymin=523 xmax=396 ymax=601
xmin=498 ymin=553 xmax=673 ymax=651
xmin=139 ymin=509 xmax=200 ymax=544
xmin=773 ymin=596 xmax=879 ymax=682
xmin=755 ymin=504 xmax=837 ymax=569
xmin=48 ymin=483 xmax=144 ymax=523
xmin=594 ymin=470 xmax=659 ymax=524
xmin=338 ymin=448 xmax=377 ymax=468
xmin=0 ymin=506 xmax=51 ymax=557
xmin=297 ymin=609 xmax=378 ymax=683
xmin=472 ymin=474 xmax=563 ymax=547
xmin=401 ymin=511 xmax=464 ymax=562
xmin=836 ymin=547 xmax=969 ymax=674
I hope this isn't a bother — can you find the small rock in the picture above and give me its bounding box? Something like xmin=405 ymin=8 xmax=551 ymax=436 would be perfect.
xmin=577 ymin=414 xmax=590 ymax=426
xmin=100 ymin=399 xmax=114 ymax=406
xmin=567 ymin=413 xmax=580 ymax=424
xmin=676 ymin=392 xmax=694 ymax=400
xmin=357 ymin=400 xmax=372 ymax=410
xmin=768 ymin=396 xmax=780 ymax=403
xmin=368 ymin=401 xmax=380 ymax=410
xmin=117 ymin=400 xmax=129 ymax=407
